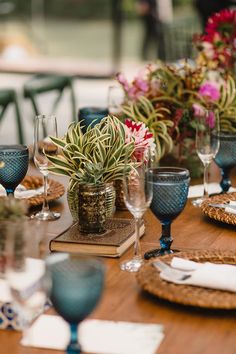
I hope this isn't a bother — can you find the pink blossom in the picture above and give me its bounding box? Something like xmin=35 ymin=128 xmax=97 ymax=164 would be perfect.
xmin=192 ymin=103 xmax=206 ymax=117
xmin=124 ymin=119 xmax=156 ymax=155
xmin=199 ymin=82 xmax=220 ymax=101
xmin=206 ymin=111 xmax=216 ymax=128
xmin=116 ymin=73 xmax=130 ymax=92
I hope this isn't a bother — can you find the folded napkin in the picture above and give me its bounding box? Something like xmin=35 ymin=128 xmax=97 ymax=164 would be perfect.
xmin=0 ymin=184 xmax=44 ymax=199
xmin=21 ymin=314 xmax=164 ymax=354
xmin=188 ymin=183 xmax=236 ymax=199
xmin=160 ymin=257 xmax=236 ymax=292
xmin=225 ymin=201 xmax=236 ymax=215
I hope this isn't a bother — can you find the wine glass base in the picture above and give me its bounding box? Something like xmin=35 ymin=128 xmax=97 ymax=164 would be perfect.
xmin=32 ymin=210 xmax=61 ymax=221
xmin=191 ymin=197 xmax=205 ymax=207
xmin=144 ymin=248 xmax=179 ymax=260
xmin=120 ymin=257 xmax=143 ymax=272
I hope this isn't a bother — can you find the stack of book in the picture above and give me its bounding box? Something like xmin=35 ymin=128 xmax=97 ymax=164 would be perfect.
xmin=50 ymin=218 xmax=145 ymax=258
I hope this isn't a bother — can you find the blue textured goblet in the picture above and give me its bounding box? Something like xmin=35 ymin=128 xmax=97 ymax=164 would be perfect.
xmin=0 ymin=145 xmax=29 ymax=195
xmin=47 ymin=255 xmax=105 ymax=354
xmin=213 ymin=132 xmax=236 ymax=193
xmin=144 ymin=167 xmax=190 ymax=260
xmin=78 ymin=107 xmax=108 ymax=133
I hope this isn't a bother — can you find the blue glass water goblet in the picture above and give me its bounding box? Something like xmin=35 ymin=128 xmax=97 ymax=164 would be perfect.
xmin=78 ymin=107 xmax=108 ymax=133
xmin=0 ymin=145 xmax=29 ymax=195
xmin=144 ymin=167 xmax=190 ymax=260
xmin=213 ymin=131 xmax=236 ymax=193
xmin=47 ymin=254 xmax=105 ymax=354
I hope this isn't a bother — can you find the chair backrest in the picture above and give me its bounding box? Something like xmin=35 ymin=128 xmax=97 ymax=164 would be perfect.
xmin=0 ymin=88 xmax=24 ymax=144
xmin=23 ymin=74 xmax=77 ymax=122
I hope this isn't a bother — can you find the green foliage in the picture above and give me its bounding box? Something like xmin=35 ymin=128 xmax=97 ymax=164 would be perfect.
xmin=122 ymin=96 xmax=174 ymax=159
xmin=0 ymin=197 xmax=27 ymax=221
xmin=48 ymin=115 xmax=135 ymax=187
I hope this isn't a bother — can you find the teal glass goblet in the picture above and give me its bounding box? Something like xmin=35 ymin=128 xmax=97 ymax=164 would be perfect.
xmin=0 ymin=145 xmax=29 ymax=195
xmin=213 ymin=131 xmax=236 ymax=193
xmin=144 ymin=167 xmax=190 ymax=260
xmin=78 ymin=107 xmax=108 ymax=133
xmin=47 ymin=254 xmax=105 ymax=354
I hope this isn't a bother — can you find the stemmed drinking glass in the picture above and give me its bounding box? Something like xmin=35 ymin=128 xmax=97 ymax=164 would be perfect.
xmin=46 ymin=254 xmax=105 ymax=354
xmin=144 ymin=167 xmax=190 ymax=260
xmin=107 ymin=85 xmax=125 ymax=116
xmin=0 ymin=145 xmax=29 ymax=195
xmin=213 ymin=131 xmax=236 ymax=193
xmin=120 ymin=147 xmax=153 ymax=272
xmin=33 ymin=115 xmax=60 ymax=220
xmin=192 ymin=109 xmax=220 ymax=207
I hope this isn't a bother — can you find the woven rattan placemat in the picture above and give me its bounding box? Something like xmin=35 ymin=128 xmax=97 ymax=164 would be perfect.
xmin=137 ymin=250 xmax=236 ymax=309
xmin=21 ymin=175 xmax=65 ymax=207
xmin=200 ymin=192 xmax=236 ymax=225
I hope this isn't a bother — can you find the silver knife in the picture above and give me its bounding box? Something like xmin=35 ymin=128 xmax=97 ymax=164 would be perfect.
xmin=208 ymin=203 xmax=236 ymax=210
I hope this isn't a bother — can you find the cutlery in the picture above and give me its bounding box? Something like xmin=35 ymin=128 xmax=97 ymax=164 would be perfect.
xmin=152 ymin=260 xmax=192 ymax=282
xmin=208 ymin=203 xmax=236 ymax=210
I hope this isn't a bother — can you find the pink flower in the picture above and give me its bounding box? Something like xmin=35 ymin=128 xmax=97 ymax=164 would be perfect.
xmin=198 ymin=82 xmax=220 ymax=101
xmin=124 ymin=119 xmax=156 ymax=155
xmin=206 ymin=111 xmax=216 ymax=129
xmin=116 ymin=73 xmax=130 ymax=92
xmin=192 ymin=103 xmax=206 ymax=117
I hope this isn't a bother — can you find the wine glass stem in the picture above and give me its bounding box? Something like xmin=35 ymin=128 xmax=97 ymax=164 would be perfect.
xmin=203 ymin=163 xmax=210 ymax=199
xmin=160 ymin=222 xmax=173 ymax=253
xmin=67 ymin=323 xmax=81 ymax=354
xmin=134 ymin=217 xmax=142 ymax=259
xmin=42 ymin=174 xmax=49 ymax=213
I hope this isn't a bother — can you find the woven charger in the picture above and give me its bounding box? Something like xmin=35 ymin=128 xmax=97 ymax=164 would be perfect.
xmin=21 ymin=175 xmax=65 ymax=207
xmin=200 ymin=192 xmax=236 ymax=225
xmin=137 ymin=250 xmax=236 ymax=309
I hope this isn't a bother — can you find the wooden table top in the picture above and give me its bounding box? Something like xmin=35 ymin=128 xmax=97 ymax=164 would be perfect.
xmin=1 ymin=166 xmax=236 ymax=354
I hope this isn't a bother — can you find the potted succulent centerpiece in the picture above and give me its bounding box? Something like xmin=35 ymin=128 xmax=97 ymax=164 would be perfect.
xmin=47 ymin=115 xmax=135 ymax=232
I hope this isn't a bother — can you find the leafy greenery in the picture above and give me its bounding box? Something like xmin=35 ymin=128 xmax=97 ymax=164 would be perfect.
xmin=0 ymin=197 xmax=27 ymax=221
xmin=47 ymin=115 xmax=135 ymax=189
xmin=121 ymin=96 xmax=174 ymax=159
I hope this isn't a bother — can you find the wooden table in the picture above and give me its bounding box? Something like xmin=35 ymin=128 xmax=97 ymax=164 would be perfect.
xmin=1 ymin=168 xmax=236 ymax=354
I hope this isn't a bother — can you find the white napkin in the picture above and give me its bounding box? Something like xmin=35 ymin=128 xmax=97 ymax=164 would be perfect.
xmin=225 ymin=200 xmax=236 ymax=214
xmin=0 ymin=184 xmax=44 ymax=199
xmin=21 ymin=314 xmax=164 ymax=354
xmin=188 ymin=183 xmax=236 ymax=199
xmin=160 ymin=257 xmax=236 ymax=292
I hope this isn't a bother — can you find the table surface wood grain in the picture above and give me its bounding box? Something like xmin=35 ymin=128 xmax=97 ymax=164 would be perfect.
xmin=1 ymin=164 xmax=236 ymax=354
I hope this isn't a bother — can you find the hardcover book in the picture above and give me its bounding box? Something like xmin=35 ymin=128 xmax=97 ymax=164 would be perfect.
xmin=49 ymin=218 xmax=145 ymax=258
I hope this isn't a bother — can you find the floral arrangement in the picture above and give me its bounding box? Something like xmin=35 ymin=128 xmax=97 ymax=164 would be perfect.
xmin=194 ymin=9 xmax=236 ymax=72
xmin=117 ymin=61 xmax=236 ymax=164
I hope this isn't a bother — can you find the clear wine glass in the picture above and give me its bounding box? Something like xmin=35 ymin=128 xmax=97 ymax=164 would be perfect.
xmin=192 ymin=109 xmax=220 ymax=207
xmin=120 ymin=146 xmax=153 ymax=272
xmin=5 ymin=218 xmax=48 ymax=333
xmin=0 ymin=145 xmax=29 ymax=195
xmin=107 ymin=85 xmax=125 ymax=116
xmin=144 ymin=167 xmax=190 ymax=260
xmin=46 ymin=254 xmax=105 ymax=354
xmin=33 ymin=115 xmax=60 ymax=220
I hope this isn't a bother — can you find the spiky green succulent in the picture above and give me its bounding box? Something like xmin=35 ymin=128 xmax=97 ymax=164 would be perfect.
xmin=47 ymin=115 xmax=135 ymax=189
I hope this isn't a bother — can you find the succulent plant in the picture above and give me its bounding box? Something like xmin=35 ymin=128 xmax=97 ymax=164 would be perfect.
xmin=0 ymin=196 xmax=27 ymax=221
xmin=47 ymin=115 xmax=135 ymax=190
